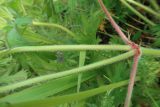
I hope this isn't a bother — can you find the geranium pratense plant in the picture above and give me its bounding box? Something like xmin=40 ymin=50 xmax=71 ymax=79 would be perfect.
xmin=98 ymin=0 xmax=141 ymax=107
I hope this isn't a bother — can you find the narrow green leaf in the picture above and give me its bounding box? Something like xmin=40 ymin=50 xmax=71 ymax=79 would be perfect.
xmin=77 ymin=51 xmax=86 ymax=92
xmin=0 ymin=72 xmax=97 ymax=104
xmin=7 ymin=78 xmax=140 ymax=107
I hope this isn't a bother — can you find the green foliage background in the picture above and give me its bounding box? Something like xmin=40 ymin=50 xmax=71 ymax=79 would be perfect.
xmin=0 ymin=0 xmax=159 ymax=107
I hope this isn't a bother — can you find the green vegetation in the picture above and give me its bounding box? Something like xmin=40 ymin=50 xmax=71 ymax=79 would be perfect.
xmin=0 ymin=0 xmax=159 ymax=107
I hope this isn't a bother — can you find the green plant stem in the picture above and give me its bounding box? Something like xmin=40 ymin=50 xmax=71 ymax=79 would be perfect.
xmin=9 ymin=77 xmax=140 ymax=107
xmin=150 ymin=0 xmax=160 ymax=12
xmin=0 ymin=45 xmax=160 ymax=57
xmin=140 ymin=47 xmax=160 ymax=56
xmin=0 ymin=45 xmax=130 ymax=56
xmin=120 ymin=0 xmax=156 ymax=26
xmin=127 ymin=15 xmax=145 ymax=25
xmin=126 ymin=0 xmax=160 ymax=19
xmin=0 ymin=51 xmax=134 ymax=93
xmin=32 ymin=21 xmax=77 ymax=38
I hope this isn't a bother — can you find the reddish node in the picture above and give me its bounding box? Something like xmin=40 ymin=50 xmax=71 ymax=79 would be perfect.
xmin=128 ymin=42 xmax=141 ymax=56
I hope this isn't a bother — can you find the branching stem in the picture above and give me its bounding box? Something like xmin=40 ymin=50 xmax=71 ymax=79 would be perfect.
xmin=97 ymin=0 xmax=142 ymax=106
xmin=0 ymin=51 xmax=134 ymax=93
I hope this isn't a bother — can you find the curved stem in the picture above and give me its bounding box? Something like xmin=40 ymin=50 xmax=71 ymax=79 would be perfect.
xmin=0 ymin=45 xmax=129 ymax=55
xmin=0 ymin=51 xmax=134 ymax=93
xmin=98 ymin=0 xmax=131 ymax=44
xmin=32 ymin=21 xmax=77 ymax=38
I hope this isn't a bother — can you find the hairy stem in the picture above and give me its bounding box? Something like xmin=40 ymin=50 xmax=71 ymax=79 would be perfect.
xmin=0 ymin=51 xmax=134 ymax=93
xmin=98 ymin=0 xmax=131 ymax=44
xmin=0 ymin=45 xmax=160 ymax=57
xmin=97 ymin=0 xmax=142 ymax=106
xmin=124 ymin=55 xmax=140 ymax=107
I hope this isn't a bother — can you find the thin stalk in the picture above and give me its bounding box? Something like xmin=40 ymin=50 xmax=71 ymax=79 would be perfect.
xmin=0 ymin=51 xmax=134 ymax=93
xmin=126 ymin=0 xmax=160 ymax=19
xmin=150 ymin=0 xmax=160 ymax=12
xmin=0 ymin=45 xmax=130 ymax=56
xmin=120 ymin=0 xmax=156 ymax=26
xmin=124 ymin=55 xmax=140 ymax=107
xmin=98 ymin=0 xmax=131 ymax=45
xmin=0 ymin=45 xmax=160 ymax=56
xmin=32 ymin=21 xmax=77 ymax=38
xmin=113 ymin=16 xmax=143 ymax=32
xmin=97 ymin=0 xmax=141 ymax=107
xmin=127 ymin=15 xmax=145 ymax=25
